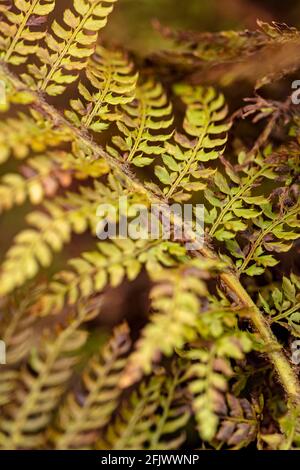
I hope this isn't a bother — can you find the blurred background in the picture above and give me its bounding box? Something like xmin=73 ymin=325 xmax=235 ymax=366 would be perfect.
xmin=101 ymin=0 xmax=300 ymax=54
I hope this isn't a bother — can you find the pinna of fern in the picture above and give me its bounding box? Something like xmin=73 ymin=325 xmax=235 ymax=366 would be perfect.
xmin=0 ymin=301 xmax=99 ymax=450
xmin=0 ymin=0 xmax=55 ymax=65
xmin=153 ymin=84 xmax=230 ymax=202
xmin=50 ymin=322 xmax=131 ymax=450
xmin=66 ymin=45 xmax=138 ymax=133
xmin=23 ymin=0 xmax=117 ymax=96
xmin=107 ymin=78 xmax=174 ymax=167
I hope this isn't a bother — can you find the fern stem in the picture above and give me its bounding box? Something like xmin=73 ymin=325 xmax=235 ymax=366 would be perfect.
xmin=4 ymin=0 xmax=40 ymax=63
xmin=1 ymin=64 xmax=299 ymax=406
xmin=271 ymin=302 xmax=300 ymax=324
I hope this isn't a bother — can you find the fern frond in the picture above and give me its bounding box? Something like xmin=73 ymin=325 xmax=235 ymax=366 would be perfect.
xmin=34 ymin=240 xmax=186 ymax=316
xmin=148 ymin=362 xmax=190 ymax=450
xmin=26 ymin=0 xmax=117 ymax=95
xmin=216 ymin=394 xmax=259 ymax=449
xmin=0 ymin=0 xmax=55 ymax=65
xmin=206 ymin=150 xmax=274 ymax=242
xmin=0 ymin=150 xmax=110 ymax=213
xmin=66 ymin=45 xmax=138 ymax=133
xmin=98 ymin=375 xmax=165 ymax=450
xmin=121 ymin=258 xmax=222 ymax=388
xmin=0 ymin=304 xmax=94 ymax=449
xmin=0 ymin=155 xmax=70 ymax=212
xmin=186 ymin=334 xmax=252 ymax=441
xmin=237 ymin=201 xmax=299 ymax=276
xmin=0 ymin=187 xmax=101 ymax=295
xmin=154 ymin=20 xmax=300 ymax=86
xmin=107 ymin=79 xmax=173 ymax=167
xmin=50 ymin=322 xmax=131 ymax=449
xmin=259 ymin=274 xmax=300 ymax=334
xmin=154 ymin=84 xmax=229 ymax=202
xmin=0 ymin=292 xmax=40 ymax=364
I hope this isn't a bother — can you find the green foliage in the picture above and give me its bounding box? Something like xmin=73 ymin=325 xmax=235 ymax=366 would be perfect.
xmin=185 ymin=334 xmax=252 ymax=442
xmin=66 ymin=45 xmax=138 ymax=132
xmin=0 ymin=0 xmax=299 ymax=452
xmin=25 ymin=0 xmax=117 ymax=95
xmin=122 ymin=258 xmax=220 ymax=387
xmin=50 ymin=322 xmax=131 ymax=449
xmin=107 ymin=79 xmax=173 ymax=167
xmin=259 ymin=274 xmax=300 ymax=335
xmin=154 ymin=84 xmax=229 ymax=201
xmin=0 ymin=0 xmax=55 ymax=65
xmin=0 ymin=112 xmax=72 ymax=164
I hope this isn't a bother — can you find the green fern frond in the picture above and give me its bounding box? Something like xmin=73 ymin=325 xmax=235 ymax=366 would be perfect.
xmin=0 ymin=155 xmax=71 ymax=212
xmin=186 ymin=334 xmax=252 ymax=441
xmin=0 ymin=188 xmax=101 ymax=295
xmin=107 ymin=79 xmax=173 ymax=167
xmin=121 ymin=258 xmax=222 ymax=387
xmin=0 ymin=369 xmax=18 ymax=407
xmin=236 ymin=201 xmax=299 ymax=277
xmin=66 ymin=45 xmax=138 ymax=133
xmin=0 ymin=304 xmax=95 ymax=449
xmin=50 ymin=322 xmax=131 ymax=449
xmin=0 ymin=0 xmax=55 ymax=65
xmin=0 ymin=151 xmax=109 ymax=213
xmin=154 ymin=20 xmax=300 ymax=85
xmin=206 ymin=150 xmax=274 ymax=242
xmin=26 ymin=0 xmax=117 ymax=95
xmin=34 ymin=240 xmax=186 ymax=317
xmin=148 ymin=362 xmax=190 ymax=450
xmin=98 ymin=375 xmax=165 ymax=450
xmin=259 ymin=274 xmax=300 ymax=334
xmin=154 ymin=84 xmax=229 ymax=202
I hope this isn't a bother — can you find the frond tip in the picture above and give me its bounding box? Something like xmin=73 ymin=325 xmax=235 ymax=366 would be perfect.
xmin=26 ymin=0 xmax=117 ymax=95
xmin=66 ymin=45 xmax=138 ymax=132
